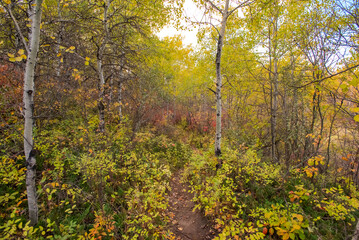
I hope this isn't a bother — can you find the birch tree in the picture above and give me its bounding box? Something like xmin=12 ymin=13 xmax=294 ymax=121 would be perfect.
xmin=12 ymin=0 xmax=43 ymax=226
xmin=196 ymin=0 xmax=252 ymax=166
xmin=72 ymin=0 xmax=180 ymax=132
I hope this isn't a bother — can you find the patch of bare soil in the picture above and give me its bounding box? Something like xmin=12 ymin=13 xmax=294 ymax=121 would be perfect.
xmin=167 ymin=171 xmax=215 ymax=240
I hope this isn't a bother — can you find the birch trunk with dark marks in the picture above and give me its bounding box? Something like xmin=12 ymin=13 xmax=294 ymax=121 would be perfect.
xmin=97 ymin=57 xmax=105 ymax=132
xmin=214 ymin=0 xmax=229 ymax=162
xmin=23 ymin=0 xmax=43 ymax=226
xmin=204 ymin=0 xmax=252 ymax=167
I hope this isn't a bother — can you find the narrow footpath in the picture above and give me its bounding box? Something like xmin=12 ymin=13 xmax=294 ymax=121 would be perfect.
xmin=167 ymin=171 xmax=214 ymax=240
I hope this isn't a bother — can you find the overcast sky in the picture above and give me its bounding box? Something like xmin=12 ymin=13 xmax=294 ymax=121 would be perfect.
xmin=156 ymin=0 xmax=246 ymax=47
xmin=156 ymin=0 xmax=201 ymax=47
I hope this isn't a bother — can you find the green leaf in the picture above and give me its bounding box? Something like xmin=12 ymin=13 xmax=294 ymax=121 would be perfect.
xmin=308 ymin=158 xmax=314 ymax=166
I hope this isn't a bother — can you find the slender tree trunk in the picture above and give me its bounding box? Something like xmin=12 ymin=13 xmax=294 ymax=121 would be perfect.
xmin=271 ymin=56 xmax=278 ymax=162
xmin=289 ymin=54 xmax=300 ymax=160
xmin=24 ymin=0 xmax=43 ymax=226
xmin=270 ymin=14 xmax=279 ymax=163
xmin=292 ymin=86 xmax=299 ymax=159
xmin=97 ymin=0 xmax=110 ymax=133
xmin=304 ymin=86 xmax=318 ymax=160
xmin=109 ymin=74 xmax=113 ymax=104
xmin=214 ymin=0 xmax=229 ymax=162
xmin=97 ymin=58 xmax=105 ymax=133
xmin=118 ymin=81 xmax=123 ymax=121
xmin=315 ymin=88 xmax=324 ymax=155
xmin=118 ymin=46 xmax=125 ymax=122
xmin=55 ymin=0 xmax=63 ymax=79
xmin=283 ymin=85 xmax=290 ymax=166
xmin=326 ymin=98 xmax=343 ymax=171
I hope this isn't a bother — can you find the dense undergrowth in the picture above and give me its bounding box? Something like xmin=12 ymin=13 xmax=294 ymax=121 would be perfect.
xmin=184 ymin=144 xmax=359 ymax=240
xmin=0 ymin=114 xmax=192 ymax=239
xmin=2 ymin=113 xmax=359 ymax=239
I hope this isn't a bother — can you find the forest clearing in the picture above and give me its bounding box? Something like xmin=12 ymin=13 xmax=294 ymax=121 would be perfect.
xmin=2 ymin=0 xmax=359 ymax=239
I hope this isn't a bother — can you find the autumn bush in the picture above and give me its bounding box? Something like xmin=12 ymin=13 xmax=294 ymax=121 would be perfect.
xmin=0 ymin=109 xmax=196 ymax=239
xmin=184 ymin=144 xmax=359 ymax=240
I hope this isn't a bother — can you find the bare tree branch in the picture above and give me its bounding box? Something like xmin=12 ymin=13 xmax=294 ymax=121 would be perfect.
xmin=194 ymin=20 xmax=220 ymax=35
xmin=228 ymin=0 xmax=253 ymax=16
xmin=5 ymin=4 xmax=29 ymax=54
xmin=296 ymin=63 xmax=359 ymax=88
xmin=208 ymin=87 xmax=216 ymax=94
xmin=205 ymin=0 xmax=222 ymax=14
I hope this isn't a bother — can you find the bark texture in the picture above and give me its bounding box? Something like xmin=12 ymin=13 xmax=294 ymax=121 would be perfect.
xmin=97 ymin=58 xmax=106 ymax=133
xmin=214 ymin=0 xmax=230 ymax=161
xmin=24 ymin=0 xmax=43 ymax=226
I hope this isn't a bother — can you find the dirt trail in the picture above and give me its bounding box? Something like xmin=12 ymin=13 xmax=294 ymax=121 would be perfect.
xmin=168 ymin=171 xmax=214 ymax=240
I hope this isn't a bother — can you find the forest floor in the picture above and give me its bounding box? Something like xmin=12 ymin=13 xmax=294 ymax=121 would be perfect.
xmin=167 ymin=171 xmax=215 ymax=240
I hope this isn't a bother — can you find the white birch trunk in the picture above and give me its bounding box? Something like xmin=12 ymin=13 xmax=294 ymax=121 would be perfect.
xmin=214 ymin=0 xmax=229 ymax=161
xmin=97 ymin=58 xmax=105 ymax=132
xmin=24 ymin=0 xmax=43 ymax=226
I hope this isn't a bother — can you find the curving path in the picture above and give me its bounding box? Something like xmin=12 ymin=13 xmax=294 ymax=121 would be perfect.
xmin=167 ymin=171 xmax=214 ymax=240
